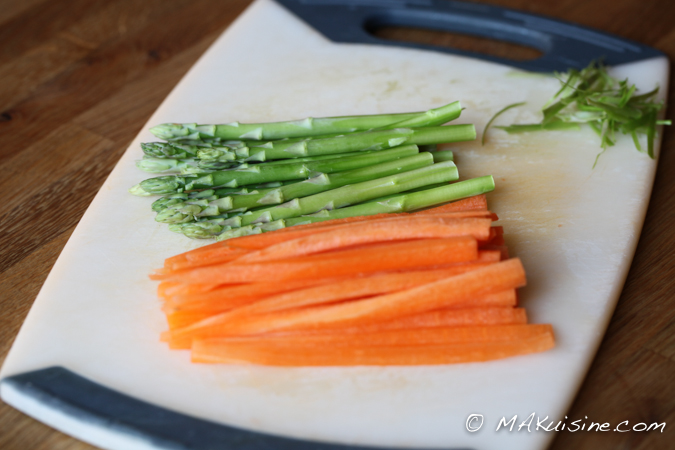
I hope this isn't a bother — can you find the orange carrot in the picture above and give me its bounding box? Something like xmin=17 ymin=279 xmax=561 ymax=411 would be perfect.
xmin=235 ymin=217 xmax=492 ymax=264
xmin=164 ymin=288 xmax=518 ymax=348
xmin=284 ymin=307 xmax=527 ymax=335
xmin=179 ymin=258 xmax=525 ymax=338
xmin=191 ymin=324 xmax=555 ymax=365
xmin=160 ymin=195 xmax=489 ymax=270
xmin=162 ymin=277 xmax=341 ymax=311
xmin=414 ymin=194 xmax=488 ymax=215
xmin=155 ymin=212 xmax=497 ymax=276
xmin=165 ymin=247 xmax=250 ymax=272
xmin=165 ymin=291 xmax=519 ymax=332
xmin=167 ymin=237 xmax=479 ymax=285
xmin=164 ymin=263 xmax=501 ymax=326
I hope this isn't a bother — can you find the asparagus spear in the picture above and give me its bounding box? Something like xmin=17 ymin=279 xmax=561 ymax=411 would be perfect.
xmin=288 ymin=175 xmax=496 ymax=223
xmin=229 ymin=160 xmax=459 ymax=227
xmin=130 ymin=143 xmax=425 ymax=196
xmin=209 ymin=125 xmax=475 ymax=163
xmin=154 ymin=146 xmax=424 ymax=221
xmin=159 ymin=151 xmax=433 ymax=221
xmin=150 ymin=101 xmax=462 ymax=141
xmin=167 ymin=179 xmax=451 ymax=238
xmin=213 ymin=176 xmax=495 ymax=240
xmin=140 ymin=142 xmax=243 ymax=159
xmin=135 ymin=158 xmax=205 ymax=174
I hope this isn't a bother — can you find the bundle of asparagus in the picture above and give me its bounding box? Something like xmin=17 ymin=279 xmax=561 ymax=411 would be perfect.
xmin=130 ymin=101 xmax=496 ymax=240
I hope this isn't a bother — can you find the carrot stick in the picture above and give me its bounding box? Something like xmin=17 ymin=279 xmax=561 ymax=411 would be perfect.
xmin=162 ymin=277 xmax=340 ymax=310
xmin=157 ymin=211 xmax=497 ymax=276
xmin=235 ymin=217 xmax=492 ymax=264
xmin=165 ymin=247 xmax=250 ymax=272
xmin=414 ymin=194 xmax=488 ymax=215
xmin=165 ymin=262 xmax=500 ymax=323
xmin=271 ymin=307 xmax=527 ymax=336
xmin=181 ymin=258 xmax=525 ymax=338
xmin=158 ymin=282 xmax=225 ymax=300
xmin=167 ymin=237 xmax=479 ymax=285
xmin=165 ymin=292 xmax=520 ymax=332
xmin=164 ymin=288 xmax=518 ymax=348
xmin=191 ymin=324 xmax=555 ymax=365
xmin=162 ymin=195 xmax=490 ymax=269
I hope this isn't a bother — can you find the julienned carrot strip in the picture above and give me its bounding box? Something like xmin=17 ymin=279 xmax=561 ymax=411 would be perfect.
xmin=174 ymin=258 xmax=525 ymax=340
xmin=164 ymin=286 xmax=518 ymax=348
xmin=226 ymin=213 xmax=408 ymax=250
xmin=277 ymin=307 xmax=527 ymax=335
xmin=166 ymin=255 xmax=499 ymax=308
xmin=166 ymin=311 xmax=212 ymax=330
xmin=166 ymin=263 xmax=500 ymax=327
xmin=163 ymin=262 xmax=501 ymax=329
xmin=481 ymin=245 xmax=509 ymax=260
xmin=233 ymin=264 xmax=502 ymax=315
xmin=174 ymin=211 xmax=496 ymax=268
xmin=190 ymin=324 xmax=555 ymax=365
xmin=209 ymin=323 xmax=546 ymax=346
xmin=161 ymin=195 xmax=490 ymax=269
xmin=236 ymin=217 xmax=493 ymax=264
xmin=165 ymin=291 xmax=519 ymax=333
xmin=414 ymin=194 xmax=488 ymax=215
xmin=160 ymin=211 xmax=495 ymax=274
xmin=182 ymin=211 xmax=495 ymax=269
xmin=162 ymin=276 xmax=352 ymax=313
xmin=159 ymin=282 xmax=232 ymax=300
xmin=167 ymin=237 xmax=478 ymax=285
xmin=165 ymin=247 xmax=250 ymax=272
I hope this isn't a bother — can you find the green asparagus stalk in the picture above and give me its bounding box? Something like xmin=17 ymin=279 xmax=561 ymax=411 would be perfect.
xmin=149 ymin=101 xmax=462 ymax=142
xmin=180 ymin=122 xmax=472 ymax=164
xmin=430 ymin=150 xmax=454 ymax=163
xmin=140 ymin=142 xmax=245 ymax=159
xmin=230 ymin=160 xmax=460 ymax=227
xmin=293 ymin=175 xmax=496 ymax=222
xmin=130 ymin=143 xmax=424 ymax=196
xmin=167 ymin=179 xmax=450 ymax=238
xmin=192 ymin=151 xmax=434 ymax=217
xmin=154 ymin=146 xmax=425 ymax=222
xmin=224 ymin=125 xmax=475 ymax=162
xmin=151 ymin=181 xmax=296 ymax=213
xmin=135 ymin=158 xmax=207 ymax=174
xmin=213 ymin=176 xmax=495 ymax=240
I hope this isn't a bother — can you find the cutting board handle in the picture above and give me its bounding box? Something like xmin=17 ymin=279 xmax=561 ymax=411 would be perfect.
xmin=275 ymin=0 xmax=663 ymax=72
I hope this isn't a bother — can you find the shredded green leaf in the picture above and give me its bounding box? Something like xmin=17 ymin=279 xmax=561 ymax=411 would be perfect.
xmin=494 ymin=61 xmax=669 ymax=166
xmin=482 ymin=102 xmax=526 ymax=145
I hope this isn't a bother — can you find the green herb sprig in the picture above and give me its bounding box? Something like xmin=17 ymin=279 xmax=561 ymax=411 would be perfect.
xmin=487 ymin=61 xmax=670 ymax=166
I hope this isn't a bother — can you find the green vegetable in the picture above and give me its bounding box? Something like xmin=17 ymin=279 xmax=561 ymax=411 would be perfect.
xmin=132 ymin=143 xmax=424 ymax=196
xmin=233 ymin=160 xmax=459 ymax=227
xmin=493 ymin=61 xmax=670 ymax=166
xmin=155 ymin=146 xmax=429 ymax=223
xmin=150 ymin=101 xmax=462 ymax=142
xmin=214 ymin=176 xmax=495 ymax=240
xmin=173 ymin=151 xmax=434 ymax=222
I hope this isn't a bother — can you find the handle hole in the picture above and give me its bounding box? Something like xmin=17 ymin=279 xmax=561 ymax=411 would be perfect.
xmin=368 ymin=24 xmax=543 ymax=62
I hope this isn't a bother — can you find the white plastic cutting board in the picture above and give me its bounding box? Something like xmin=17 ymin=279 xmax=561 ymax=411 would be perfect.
xmin=0 ymin=0 xmax=669 ymax=449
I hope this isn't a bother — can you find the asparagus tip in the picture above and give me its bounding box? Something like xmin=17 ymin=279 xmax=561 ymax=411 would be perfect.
xmin=149 ymin=123 xmax=180 ymax=140
xmin=129 ymin=183 xmax=151 ymax=196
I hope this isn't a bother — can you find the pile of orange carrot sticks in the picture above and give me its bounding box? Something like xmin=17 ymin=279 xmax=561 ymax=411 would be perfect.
xmin=153 ymin=194 xmax=554 ymax=366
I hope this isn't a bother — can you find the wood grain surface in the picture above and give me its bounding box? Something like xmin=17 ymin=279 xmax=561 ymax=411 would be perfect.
xmin=0 ymin=0 xmax=672 ymax=448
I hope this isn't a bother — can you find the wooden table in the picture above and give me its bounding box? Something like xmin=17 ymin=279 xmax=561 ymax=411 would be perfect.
xmin=0 ymin=0 xmax=672 ymax=448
